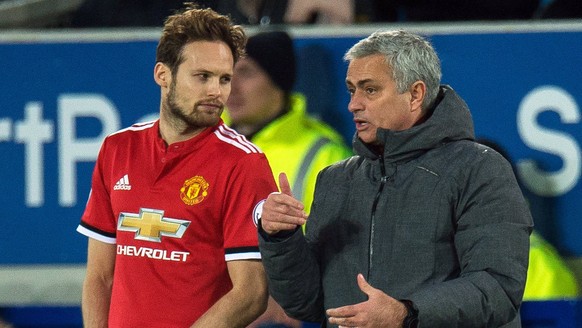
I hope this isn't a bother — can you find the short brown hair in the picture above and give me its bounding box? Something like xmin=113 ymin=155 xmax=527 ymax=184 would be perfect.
xmin=156 ymin=3 xmax=247 ymax=74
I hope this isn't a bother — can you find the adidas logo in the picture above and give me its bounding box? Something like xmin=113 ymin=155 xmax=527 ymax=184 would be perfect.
xmin=114 ymin=174 xmax=132 ymax=191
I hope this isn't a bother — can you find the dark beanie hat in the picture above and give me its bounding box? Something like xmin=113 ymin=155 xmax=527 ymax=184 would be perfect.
xmin=245 ymin=31 xmax=296 ymax=92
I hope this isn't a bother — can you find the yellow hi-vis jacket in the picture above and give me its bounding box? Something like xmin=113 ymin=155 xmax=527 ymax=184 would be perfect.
xmin=523 ymin=231 xmax=580 ymax=300
xmin=224 ymin=93 xmax=352 ymax=214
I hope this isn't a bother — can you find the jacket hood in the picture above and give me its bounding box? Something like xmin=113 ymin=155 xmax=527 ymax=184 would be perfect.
xmin=353 ymin=85 xmax=475 ymax=163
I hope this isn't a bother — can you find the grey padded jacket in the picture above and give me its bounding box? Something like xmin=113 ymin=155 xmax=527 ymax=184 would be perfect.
xmin=259 ymin=85 xmax=533 ymax=327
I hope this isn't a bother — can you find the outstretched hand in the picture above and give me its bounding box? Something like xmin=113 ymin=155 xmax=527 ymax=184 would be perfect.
xmin=260 ymin=172 xmax=308 ymax=235
xmin=326 ymin=274 xmax=408 ymax=328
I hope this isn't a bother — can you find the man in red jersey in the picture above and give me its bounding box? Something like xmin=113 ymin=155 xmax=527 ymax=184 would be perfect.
xmin=76 ymin=4 xmax=276 ymax=327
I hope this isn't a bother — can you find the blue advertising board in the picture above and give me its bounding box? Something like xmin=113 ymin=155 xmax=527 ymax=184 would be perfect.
xmin=1 ymin=22 xmax=581 ymax=272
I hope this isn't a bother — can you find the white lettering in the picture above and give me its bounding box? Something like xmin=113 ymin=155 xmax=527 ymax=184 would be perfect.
xmin=142 ymin=248 xmax=153 ymax=258
xmin=153 ymin=249 xmax=164 ymax=259
xmin=117 ymin=245 xmax=129 ymax=255
xmin=517 ymin=85 xmax=581 ymax=196
xmin=14 ymin=102 xmax=54 ymax=207
xmin=113 ymin=185 xmax=132 ymax=190
xmin=58 ymin=94 xmax=120 ymax=206
xmin=116 ymin=245 xmax=190 ymax=262
xmin=172 ymin=251 xmax=189 ymax=262
xmin=0 ymin=118 xmax=12 ymax=142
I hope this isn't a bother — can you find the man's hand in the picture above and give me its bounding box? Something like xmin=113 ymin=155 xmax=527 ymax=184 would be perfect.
xmin=260 ymin=172 xmax=308 ymax=235
xmin=326 ymin=274 xmax=408 ymax=328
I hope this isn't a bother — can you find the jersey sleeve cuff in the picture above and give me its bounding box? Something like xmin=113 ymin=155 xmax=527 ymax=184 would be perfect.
xmin=225 ymin=246 xmax=261 ymax=261
xmin=77 ymin=224 xmax=116 ymax=244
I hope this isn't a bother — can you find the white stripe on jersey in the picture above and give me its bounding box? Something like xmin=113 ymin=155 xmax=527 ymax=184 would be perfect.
xmin=215 ymin=125 xmax=262 ymax=154
xmin=76 ymin=225 xmax=116 ymax=245
xmin=225 ymin=251 xmax=261 ymax=261
xmin=109 ymin=120 xmax=156 ymax=137
xmin=218 ymin=125 xmax=261 ymax=152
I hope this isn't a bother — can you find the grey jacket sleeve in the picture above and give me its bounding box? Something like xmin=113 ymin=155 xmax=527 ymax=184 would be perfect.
xmin=258 ymin=226 xmax=326 ymax=323
xmin=410 ymin=150 xmax=533 ymax=327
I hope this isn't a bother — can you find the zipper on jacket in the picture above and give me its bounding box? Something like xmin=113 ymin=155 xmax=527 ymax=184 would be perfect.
xmin=368 ymin=156 xmax=388 ymax=277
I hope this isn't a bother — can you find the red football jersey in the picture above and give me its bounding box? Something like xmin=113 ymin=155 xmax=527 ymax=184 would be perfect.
xmin=77 ymin=120 xmax=277 ymax=327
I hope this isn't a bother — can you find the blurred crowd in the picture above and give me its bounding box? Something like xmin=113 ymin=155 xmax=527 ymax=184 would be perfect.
xmin=8 ymin=0 xmax=581 ymax=29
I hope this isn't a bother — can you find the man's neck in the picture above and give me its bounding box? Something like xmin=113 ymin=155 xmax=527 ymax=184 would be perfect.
xmin=158 ymin=117 xmax=205 ymax=146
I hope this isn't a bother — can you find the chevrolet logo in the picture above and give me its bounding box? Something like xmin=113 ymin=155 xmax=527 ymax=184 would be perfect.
xmin=118 ymin=208 xmax=190 ymax=243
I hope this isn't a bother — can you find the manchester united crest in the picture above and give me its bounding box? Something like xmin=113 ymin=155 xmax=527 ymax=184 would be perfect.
xmin=180 ymin=176 xmax=209 ymax=205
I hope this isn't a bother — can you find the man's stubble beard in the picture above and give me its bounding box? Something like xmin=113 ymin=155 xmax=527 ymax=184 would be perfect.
xmin=164 ymin=81 xmax=222 ymax=131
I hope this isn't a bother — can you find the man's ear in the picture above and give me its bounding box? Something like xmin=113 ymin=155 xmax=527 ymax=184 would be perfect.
xmin=410 ymin=81 xmax=426 ymax=113
xmin=154 ymin=62 xmax=169 ymax=87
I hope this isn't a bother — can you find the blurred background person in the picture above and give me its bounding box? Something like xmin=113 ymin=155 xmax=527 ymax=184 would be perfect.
xmin=217 ymin=0 xmax=354 ymax=26
xmin=225 ymin=30 xmax=352 ymax=215
xmin=284 ymin=0 xmax=354 ymax=24
xmin=4 ymin=0 xmax=582 ymax=28
xmin=524 ymin=232 xmax=580 ymax=300
xmin=68 ymin=0 xmax=217 ymax=27
xmin=224 ymin=30 xmax=352 ymax=328
xmin=218 ymin=0 xmax=288 ymax=25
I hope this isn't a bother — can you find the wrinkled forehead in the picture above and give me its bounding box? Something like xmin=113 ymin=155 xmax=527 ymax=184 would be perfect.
xmin=346 ymin=54 xmax=393 ymax=85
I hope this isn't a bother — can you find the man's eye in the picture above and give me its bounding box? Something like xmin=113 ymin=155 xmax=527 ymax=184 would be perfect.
xmin=197 ymin=73 xmax=209 ymax=80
